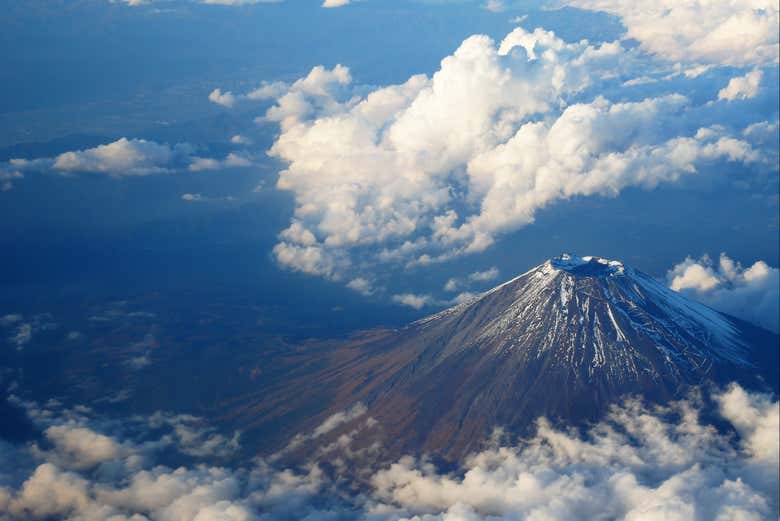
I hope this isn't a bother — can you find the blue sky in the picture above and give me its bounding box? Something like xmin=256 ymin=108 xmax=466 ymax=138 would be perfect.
xmin=0 ymin=0 xmax=777 ymax=331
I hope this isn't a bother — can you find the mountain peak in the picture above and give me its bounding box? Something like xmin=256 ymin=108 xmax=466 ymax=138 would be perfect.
xmin=238 ymin=256 xmax=779 ymax=462
xmin=549 ymin=252 xmax=625 ymax=276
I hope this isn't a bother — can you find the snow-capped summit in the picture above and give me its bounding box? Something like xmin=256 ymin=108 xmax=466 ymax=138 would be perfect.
xmin=237 ymin=255 xmax=779 ymax=461
xmin=550 ymin=252 xmax=625 ymax=275
xmin=418 ymin=252 xmax=752 ymax=369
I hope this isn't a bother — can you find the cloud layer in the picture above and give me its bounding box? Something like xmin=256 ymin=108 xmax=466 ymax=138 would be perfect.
xmin=246 ymin=26 xmax=768 ymax=286
xmin=371 ymin=385 xmax=779 ymax=521
xmin=667 ymin=253 xmax=779 ymax=333
xmin=0 ymin=384 xmax=777 ymax=520
xmin=566 ymin=0 xmax=779 ymax=67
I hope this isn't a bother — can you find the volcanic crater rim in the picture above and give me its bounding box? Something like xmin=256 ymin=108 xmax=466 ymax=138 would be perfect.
xmin=550 ymin=253 xmax=626 ymax=277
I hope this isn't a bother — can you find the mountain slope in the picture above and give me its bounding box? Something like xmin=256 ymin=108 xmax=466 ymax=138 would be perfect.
xmin=232 ymin=254 xmax=779 ymax=460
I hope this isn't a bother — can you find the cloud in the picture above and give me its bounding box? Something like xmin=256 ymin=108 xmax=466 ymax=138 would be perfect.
xmin=0 ymin=385 xmax=776 ymax=520
xmin=262 ymin=64 xmax=352 ymax=128
xmin=2 ymin=138 xmax=253 ymax=187
xmin=200 ymin=0 xmax=282 ymax=4
xmin=34 ymin=426 xmax=125 ymax=471
xmin=230 ymin=134 xmax=252 ymax=145
xmin=743 ymin=120 xmax=779 ymax=141
xmin=181 ymin=192 xmax=238 ymax=203
xmin=9 ymin=324 xmax=32 ymax=350
xmin=261 ymin=27 xmax=762 ymax=284
xmin=1 ymin=314 xmax=58 ymax=350
xmin=451 ymin=291 xmax=479 ymax=304
xmin=116 ymin=0 xmax=283 ymax=6
xmin=188 ymin=153 xmax=252 ymax=171
xmin=742 ymin=120 xmax=780 ymax=168
xmin=245 ymin=81 xmax=288 ymax=101
xmin=311 ymin=403 xmax=368 ymax=439
xmin=0 ymin=170 xmax=22 ymax=191
xmin=66 ymin=331 xmax=82 ymax=341
xmin=718 ymin=69 xmax=763 ymax=101
xmin=565 ymin=0 xmax=779 ymax=67
xmin=483 ymin=0 xmax=505 ymax=12
xmin=209 ymin=74 xmax=338 ymax=111
xmin=52 ymin=139 xmax=187 ymax=175
xmin=443 ymin=278 xmax=461 ymax=292
xmin=322 ymin=0 xmax=350 ymax=7
xmin=145 ymin=412 xmax=241 ymax=458
xmin=272 ymin=242 xmax=340 ymax=278
xmin=347 ymin=277 xmax=374 ymax=295
xmin=667 ymin=253 xmax=779 ymax=333
xmin=11 ymin=397 xmax=241 ymax=463
xmin=717 ymin=384 xmax=779 ymax=464
xmin=392 ymin=293 xmax=433 ymax=309
xmin=208 ymin=88 xmax=237 ymax=107
xmin=444 ymin=267 xmax=499 ymax=294
xmin=370 ymin=386 xmax=779 ymax=520
xmin=0 ymin=398 xmax=345 ymax=520
xmin=9 ymin=138 xmax=191 ymax=177
xmin=273 ymin=403 xmax=379 ymax=471
xmin=468 ymin=267 xmax=499 ymax=282
xmin=0 ymin=315 xmax=22 ymax=328
xmin=124 ymin=354 xmax=151 ymax=369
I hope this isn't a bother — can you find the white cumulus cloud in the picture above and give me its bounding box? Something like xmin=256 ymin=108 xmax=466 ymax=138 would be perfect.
xmin=188 ymin=153 xmax=252 ymax=171
xmin=668 ymin=253 xmax=779 ymax=333
xmin=565 ymin=0 xmax=780 ymax=67
xmin=208 ymin=88 xmax=237 ymax=107
xmin=9 ymin=138 xmax=191 ymax=177
xmin=3 ymin=138 xmax=253 ymax=185
xmin=53 ymin=138 xmax=185 ymax=176
xmin=230 ymin=134 xmax=252 ymax=145
xmin=1 ymin=385 xmax=776 ymax=520
xmin=718 ymin=69 xmax=763 ymax=101
xmin=392 ymin=293 xmax=433 ymax=309
xmin=468 ymin=267 xmax=499 ymax=282
xmin=260 ymin=27 xmax=761 ymax=284
xmin=347 ymin=277 xmax=374 ymax=295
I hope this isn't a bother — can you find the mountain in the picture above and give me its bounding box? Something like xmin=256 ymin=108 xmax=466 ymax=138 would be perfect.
xmin=232 ymin=254 xmax=779 ymax=460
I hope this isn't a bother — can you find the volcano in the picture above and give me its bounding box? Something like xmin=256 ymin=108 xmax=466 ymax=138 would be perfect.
xmin=234 ymin=254 xmax=779 ymax=460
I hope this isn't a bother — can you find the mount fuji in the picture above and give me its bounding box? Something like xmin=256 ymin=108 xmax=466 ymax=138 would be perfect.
xmin=234 ymin=254 xmax=779 ymax=460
